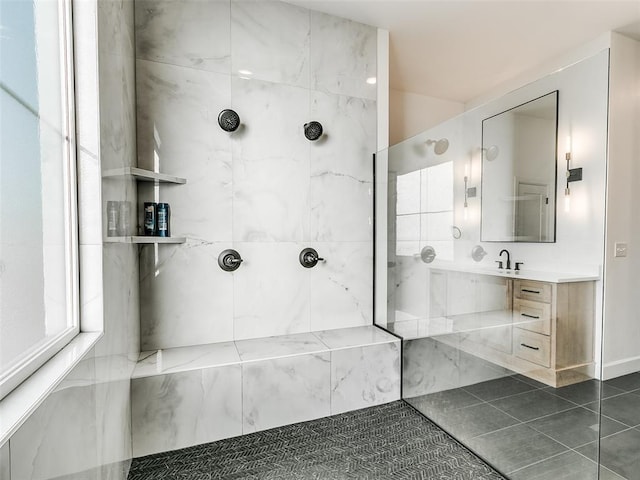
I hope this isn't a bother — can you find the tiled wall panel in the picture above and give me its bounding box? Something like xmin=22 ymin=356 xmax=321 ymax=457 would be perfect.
xmin=136 ymin=0 xmax=377 ymax=350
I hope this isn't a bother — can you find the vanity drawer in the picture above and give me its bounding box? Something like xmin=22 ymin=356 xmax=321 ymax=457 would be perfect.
xmin=513 ymin=299 xmax=551 ymax=335
xmin=514 ymin=329 xmax=551 ymax=368
xmin=514 ymin=280 xmax=552 ymax=303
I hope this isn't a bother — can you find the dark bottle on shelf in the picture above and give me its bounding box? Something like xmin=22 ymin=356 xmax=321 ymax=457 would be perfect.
xmin=144 ymin=202 xmax=157 ymax=236
xmin=157 ymin=203 xmax=170 ymax=237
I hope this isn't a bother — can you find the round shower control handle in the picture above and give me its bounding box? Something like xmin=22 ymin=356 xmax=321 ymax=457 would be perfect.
xmin=299 ymin=248 xmax=324 ymax=268
xmin=218 ymin=249 xmax=243 ymax=272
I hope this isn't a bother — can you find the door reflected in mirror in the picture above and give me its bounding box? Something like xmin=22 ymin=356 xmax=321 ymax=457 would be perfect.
xmin=481 ymin=91 xmax=558 ymax=242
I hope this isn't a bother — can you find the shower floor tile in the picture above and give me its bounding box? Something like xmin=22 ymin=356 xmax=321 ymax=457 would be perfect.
xmin=127 ymin=400 xmax=505 ymax=480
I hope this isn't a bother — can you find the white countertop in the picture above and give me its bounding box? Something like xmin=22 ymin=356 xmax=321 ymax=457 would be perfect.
xmin=427 ymin=261 xmax=600 ymax=283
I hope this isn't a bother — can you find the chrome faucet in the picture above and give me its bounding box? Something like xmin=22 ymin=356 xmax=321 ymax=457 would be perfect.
xmin=498 ymin=249 xmax=511 ymax=270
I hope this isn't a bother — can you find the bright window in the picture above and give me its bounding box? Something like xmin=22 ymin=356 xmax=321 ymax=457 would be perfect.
xmin=0 ymin=0 xmax=78 ymax=400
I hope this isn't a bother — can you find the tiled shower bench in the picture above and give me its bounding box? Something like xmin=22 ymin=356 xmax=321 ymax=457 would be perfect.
xmin=130 ymin=325 xmax=401 ymax=457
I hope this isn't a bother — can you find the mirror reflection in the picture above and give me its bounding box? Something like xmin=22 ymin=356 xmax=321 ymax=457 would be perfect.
xmin=481 ymin=91 xmax=558 ymax=242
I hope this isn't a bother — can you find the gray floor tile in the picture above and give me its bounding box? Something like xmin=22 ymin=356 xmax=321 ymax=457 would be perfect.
xmin=605 ymin=372 xmax=640 ymax=392
xmin=463 ymin=376 xmax=536 ymax=402
xmin=430 ymin=402 xmax=520 ymax=441
xmin=468 ymin=424 xmax=568 ymax=474
xmin=544 ymin=379 xmax=626 ymax=405
xmin=490 ymin=389 xmax=575 ymax=422
xmin=595 ymin=428 xmax=640 ymax=480
xmin=586 ymin=392 xmax=640 ymax=427
xmin=527 ymin=407 xmax=627 ymax=448
xmin=509 ymin=451 xmax=600 ymax=480
xmin=513 ymin=374 xmax=549 ymax=389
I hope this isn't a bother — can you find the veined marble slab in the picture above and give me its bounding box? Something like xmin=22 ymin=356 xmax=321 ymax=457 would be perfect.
xmin=132 ymin=326 xmax=397 ymax=378
xmin=330 ymin=342 xmax=400 ymax=415
xmin=242 ymin=353 xmax=330 ymax=433
xmin=132 ymin=342 xmax=240 ymax=379
xmin=314 ymin=325 xmax=398 ymax=350
xmin=235 ymin=333 xmax=327 ymax=363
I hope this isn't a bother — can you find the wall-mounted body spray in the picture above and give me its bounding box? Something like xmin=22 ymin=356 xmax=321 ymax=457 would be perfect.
xmin=157 ymin=203 xmax=171 ymax=237
xmin=144 ymin=202 xmax=157 ymax=236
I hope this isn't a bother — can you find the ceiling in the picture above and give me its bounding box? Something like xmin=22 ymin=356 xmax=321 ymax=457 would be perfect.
xmin=287 ymin=1 xmax=640 ymax=103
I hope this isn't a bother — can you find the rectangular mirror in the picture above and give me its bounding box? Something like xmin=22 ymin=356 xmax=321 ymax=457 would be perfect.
xmin=481 ymin=91 xmax=558 ymax=242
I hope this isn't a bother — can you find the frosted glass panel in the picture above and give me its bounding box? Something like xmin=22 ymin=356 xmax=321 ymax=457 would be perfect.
xmin=0 ymin=0 xmax=77 ymax=398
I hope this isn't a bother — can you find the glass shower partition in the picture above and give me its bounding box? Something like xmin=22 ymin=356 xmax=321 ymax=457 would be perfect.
xmin=375 ymin=106 xmax=607 ymax=478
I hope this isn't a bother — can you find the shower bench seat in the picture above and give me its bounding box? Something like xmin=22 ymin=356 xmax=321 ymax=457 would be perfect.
xmin=130 ymin=325 xmax=401 ymax=458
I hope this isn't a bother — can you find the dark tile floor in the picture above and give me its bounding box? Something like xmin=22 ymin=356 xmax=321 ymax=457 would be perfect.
xmin=128 ymin=401 xmax=505 ymax=480
xmin=407 ymin=372 xmax=640 ymax=480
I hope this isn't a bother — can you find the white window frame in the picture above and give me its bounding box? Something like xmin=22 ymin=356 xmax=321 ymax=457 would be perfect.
xmin=0 ymin=0 xmax=79 ymax=401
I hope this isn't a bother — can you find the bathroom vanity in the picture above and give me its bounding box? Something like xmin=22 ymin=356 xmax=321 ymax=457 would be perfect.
xmin=428 ymin=265 xmax=597 ymax=388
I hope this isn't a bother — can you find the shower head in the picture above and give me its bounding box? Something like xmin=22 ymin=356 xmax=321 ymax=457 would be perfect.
xmin=218 ymin=109 xmax=240 ymax=132
xmin=483 ymin=145 xmax=500 ymax=161
xmin=304 ymin=121 xmax=323 ymax=141
xmin=426 ymin=138 xmax=449 ymax=155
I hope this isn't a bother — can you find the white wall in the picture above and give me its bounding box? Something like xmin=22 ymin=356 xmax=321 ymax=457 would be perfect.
xmin=389 ymin=89 xmax=464 ymax=145
xmin=385 ymin=50 xmax=610 ymax=378
xmin=601 ymin=33 xmax=640 ymax=379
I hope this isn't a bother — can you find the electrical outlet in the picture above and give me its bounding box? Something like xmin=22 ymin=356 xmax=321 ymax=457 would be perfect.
xmin=615 ymin=242 xmax=628 ymax=258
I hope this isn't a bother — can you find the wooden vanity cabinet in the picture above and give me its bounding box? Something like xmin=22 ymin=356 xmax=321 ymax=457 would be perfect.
xmin=511 ymin=279 xmax=594 ymax=386
xmin=433 ymin=269 xmax=595 ymax=388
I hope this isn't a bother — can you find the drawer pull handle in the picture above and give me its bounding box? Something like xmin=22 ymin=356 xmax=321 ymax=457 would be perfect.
xmin=522 ymin=289 xmax=540 ymax=294
xmin=521 ymin=343 xmax=540 ymax=351
xmin=521 ymin=313 xmax=540 ymax=319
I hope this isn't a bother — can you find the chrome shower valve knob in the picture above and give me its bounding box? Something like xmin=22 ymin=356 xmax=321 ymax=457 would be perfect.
xmin=218 ymin=249 xmax=243 ymax=272
xmin=299 ymin=248 xmax=324 ymax=268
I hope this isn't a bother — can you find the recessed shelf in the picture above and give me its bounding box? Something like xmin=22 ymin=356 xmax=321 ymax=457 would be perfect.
xmin=102 ymin=167 xmax=186 ymax=184
xmin=104 ymin=236 xmax=186 ymax=244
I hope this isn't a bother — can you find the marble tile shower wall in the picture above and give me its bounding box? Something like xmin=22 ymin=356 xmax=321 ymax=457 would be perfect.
xmin=135 ymin=0 xmax=378 ymax=350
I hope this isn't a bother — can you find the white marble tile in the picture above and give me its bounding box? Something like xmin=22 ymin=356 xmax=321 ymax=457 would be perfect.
xmin=308 ymin=242 xmax=373 ymax=331
xmin=78 ymin=245 xmax=104 ymax=333
xmin=402 ymin=337 xmax=463 ymax=398
xmin=133 ymin=342 xmax=240 ymax=378
xmin=139 ymin=241 xmax=234 ymax=350
xmin=313 ymin=326 xmax=395 ymax=350
xmin=231 ymin=1 xmax=309 ymax=87
xmin=131 ymin=365 xmax=242 ymax=457
xmin=233 ymin=242 xmax=310 ymax=340
xmin=96 ymin=244 xmax=139 ymax=357
xmin=310 ymin=11 xmax=376 ymax=100
xmin=94 ymin=378 xmax=132 ymax=470
xmin=231 ymin=77 xmax=309 ymax=242
xmin=9 ymin=357 xmax=99 ymax=480
xmin=242 ymin=353 xmax=330 ymax=433
xmin=135 ymin=0 xmax=230 ymax=73
xmin=309 ymin=175 xmax=373 ymax=242
xmin=308 ymin=91 xmax=376 ymax=182
xmin=235 ymin=333 xmax=326 ymax=362
xmin=98 ymin=41 xmax=136 ymax=173
xmin=1 ymin=442 xmax=9 ymax=480
xmin=136 ymin=60 xmax=232 ymax=242
xmin=232 ymin=154 xmax=308 ymax=241
xmin=330 ymin=342 xmax=400 ymax=414
xmin=393 ymin=255 xmax=429 ymax=320
xmin=98 ymin=0 xmax=135 ymax=60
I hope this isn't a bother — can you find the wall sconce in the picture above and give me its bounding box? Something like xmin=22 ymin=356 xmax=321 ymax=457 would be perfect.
xmin=564 ymin=135 xmax=583 ymax=211
xmin=463 ymin=162 xmax=476 ymax=220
